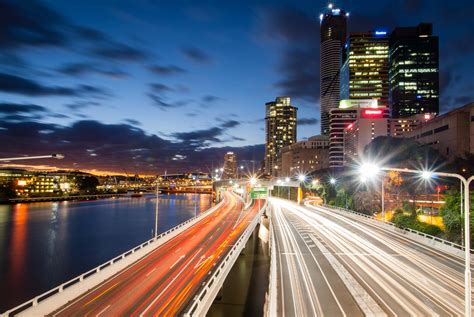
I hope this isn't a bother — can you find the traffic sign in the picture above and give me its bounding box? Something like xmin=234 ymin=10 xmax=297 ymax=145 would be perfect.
xmin=251 ymin=187 xmax=267 ymax=199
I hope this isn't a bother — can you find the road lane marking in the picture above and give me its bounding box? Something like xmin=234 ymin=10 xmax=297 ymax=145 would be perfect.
xmin=140 ymin=249 xmax=202 ymax=317
xmin=174 ymin=247 xmax=181 ymax=253
xmin=169 ymin=255 xmax=186 ymax=270
xmin=96 ymin=304 xmax=111 ymax=317
xmin=83 ymin=282 xmax=119 ymax=308
xmin=145 ymin=267 xmax=156 ymax=277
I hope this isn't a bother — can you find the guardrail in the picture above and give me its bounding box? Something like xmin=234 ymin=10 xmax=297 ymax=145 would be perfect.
xmin=264 ymin=204 xmax=277 ymax=317
xmin=1 ymin=199 xmax=225 ymax=317
xmin=183 ymin=201 xmax=268 ymax=317
xmin=317 ymin=203 xmax=474 ymax=254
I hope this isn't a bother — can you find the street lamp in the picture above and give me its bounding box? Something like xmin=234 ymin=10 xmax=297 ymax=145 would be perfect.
xmin=358 ymin=163 xmax=384 ymax=220
xmin=0 ymin=153 xmax=65 ymax=162
xmin=154 ymin=178 xmax=159 ymax=238
xmin=380 ymin=166 xmax=473 ymax=316
xmin=311 ymin=179 xmax=319 ymax=186
xmin=330 ymin=178 xmax=336 ymax=185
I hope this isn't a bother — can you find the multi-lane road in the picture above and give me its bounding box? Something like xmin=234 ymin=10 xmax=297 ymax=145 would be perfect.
xmin=271 ymin=197 xmax=472 ymax=316
xmin=49 ymin=191 xmax=260 ymax=316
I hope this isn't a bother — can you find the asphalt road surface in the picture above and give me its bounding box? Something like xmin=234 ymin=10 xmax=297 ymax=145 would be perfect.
xmin=271 ymin=197 xmax=472 ymax=316
xmin=49 ymin=191 xmax=260 ymax=316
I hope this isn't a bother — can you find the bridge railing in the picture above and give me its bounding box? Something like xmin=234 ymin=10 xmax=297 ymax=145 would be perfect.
xmin=183 ymin=200 xmax=268 ymax=317
xmin=318 ymin=203 xmax=474 ymax=254
xmin=1 ymin=199 xmax=225 ymax=317
xmin=264 ymin=204 xmax=277 ymax=317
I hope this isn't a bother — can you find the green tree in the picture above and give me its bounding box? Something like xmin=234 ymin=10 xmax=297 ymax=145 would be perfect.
xmin=76 ymin=176 xmax=99 ymax=193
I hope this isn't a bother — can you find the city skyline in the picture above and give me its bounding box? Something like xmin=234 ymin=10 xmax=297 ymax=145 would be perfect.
xmin=1 ymin=0 xmax=474 ymax=174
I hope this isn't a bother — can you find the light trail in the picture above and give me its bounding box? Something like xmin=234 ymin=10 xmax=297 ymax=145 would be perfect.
xmin=48 ymin=191 xmax=262 ymax=316
xmin=270 ymin=197 xmax=472 ymax=316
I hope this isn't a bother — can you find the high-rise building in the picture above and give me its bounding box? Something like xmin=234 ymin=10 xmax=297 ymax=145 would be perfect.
xmin=341 ymin=31 xmax=389 ymax=107
xmin=389 ymin=23 xmax=439 ymax=117
xmin=329 ymin=99 xmax=389 ymax=168
xmin=265 ymin=97 xmax=297 ymax=176
xmin=222 ymin=152 xmax=237 ymax=179
xmin=320 ymin=4 xmax=348 ymax=135
xmin=280 ymin=135 xmax=330 ymax=176
xmin=344 ymin=109 xmax=390 ymax=164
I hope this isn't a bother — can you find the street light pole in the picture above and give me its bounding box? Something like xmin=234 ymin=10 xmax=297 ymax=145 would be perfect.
xmin=381 ymin=167 xmax=473 ymax=316
xmin=381 ymin=173 xmax=385 ymax=222
xmin=155 ymin=179 xmax=159 ymax=239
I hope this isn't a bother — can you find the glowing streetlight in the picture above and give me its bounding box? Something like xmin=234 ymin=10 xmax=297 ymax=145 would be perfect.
xmin=311 ymin=179 xmax=320 ymax=186
xmin=421 ymin=170 xmax=433 ymax=180
xmin=276 ymin=179 xmax=282 ymax=185
xmin=330 ymin=178 xmax=336 ymax=185
xmin=0 ymin=153 xmax=65 ymax=162
xmin=328 ymin=3 xmax=333 ymax=9
xmin=285 ymin=177 xmax=290 ymax=183
xmin=298 ymin=174 xmax=306 ymax=182
xmin=250 ymin=176 xmax=257 ymax=186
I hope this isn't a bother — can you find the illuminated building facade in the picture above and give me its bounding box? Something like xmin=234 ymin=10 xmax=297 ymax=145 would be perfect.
xmin=280 ymin=135 xmax=330 ymax=176
xmin=222 ymin=152 xmax=237 ymax=179
xmin=389 ymin=23 xmax=439 ymax=117
xmin=320 ymin=4 xmax=348 ymax=135
xmin=0 ymin=169 xmax=92 ymax=197
xmin=265 ymin=96 xmax=297 ymax=176
xmin=344 ymin=110 xmax=390 ymax=164
xmin=341 ymin=31 xmax=389 ymax=107
xmin=404 ymin=102 xmax=474 ymax=159
xmin=389 ymin=113 xmax=434 ymax=137
xmin=330 ymin=99 xmax=389 ymax=168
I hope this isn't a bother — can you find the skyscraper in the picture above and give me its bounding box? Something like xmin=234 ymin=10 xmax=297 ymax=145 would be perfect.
xmin=341 ymin=31 xmax=389 ymax=107
xmin=320 ymin=4 xmax=348 ymax=135
xmin=389 ymin=23 xmax=439 ymax=117
xmin=265 ymin=97 xmax=297 ymax=176
xmin=222 ymin=152 xmax=237 ymax=179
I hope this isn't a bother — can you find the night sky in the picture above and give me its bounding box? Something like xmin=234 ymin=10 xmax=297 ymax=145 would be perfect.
xmin=1 ymin=0 xmax=473 ymax=174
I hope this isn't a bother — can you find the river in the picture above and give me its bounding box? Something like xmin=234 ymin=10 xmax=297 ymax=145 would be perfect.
xmin=0 ymin=193 xmax=212 ymax=312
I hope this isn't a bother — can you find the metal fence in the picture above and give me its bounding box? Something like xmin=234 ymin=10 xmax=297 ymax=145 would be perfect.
xmin=320 ymin=203 xmax=474 ymax=253
xmin=183 ymin=201 xmax=267 ymax=316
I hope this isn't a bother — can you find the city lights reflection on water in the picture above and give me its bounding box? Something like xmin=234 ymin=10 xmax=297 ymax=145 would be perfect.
xmin=0 ymin=193 xmax=211 ymax=312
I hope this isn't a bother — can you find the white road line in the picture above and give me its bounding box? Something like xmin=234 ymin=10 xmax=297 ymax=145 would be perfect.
xmin=145 ymin=267 xmax=156 ymax=277
xmin=140 ymin=249 xmax=202 ymax=316
xmin=169 ymin=255 xmax=185 ymax=270
xmin=96 ymin=304 xmax=111 ymax=317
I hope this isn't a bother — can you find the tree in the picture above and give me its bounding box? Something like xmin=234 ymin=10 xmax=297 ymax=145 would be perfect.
xmin=0 ymin=181 xmax=16 ymax=201
xmin=439 ymin=189 xmax=474 ymax=245
xmin=76 ymin=176 xmax=99 ymax=193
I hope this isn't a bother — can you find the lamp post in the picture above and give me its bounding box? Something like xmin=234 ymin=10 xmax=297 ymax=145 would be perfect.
xmin=0 ymin=153 xmax=65 ymax=161
xmin=154 ymin=178 xmax=159 ymax=238
xmin=379 ymin=166 xmax=473 ymax=316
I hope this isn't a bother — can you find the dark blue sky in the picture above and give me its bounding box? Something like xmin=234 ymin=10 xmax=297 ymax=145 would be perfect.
xmin=1 ymin=0 xmax=473 ymax=174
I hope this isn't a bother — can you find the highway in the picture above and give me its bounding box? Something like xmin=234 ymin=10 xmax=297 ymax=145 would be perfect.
xmin=271 ymin=197 xmax=472 ymax=316
xmin=49 ymin=191 xmax=260 ymax=316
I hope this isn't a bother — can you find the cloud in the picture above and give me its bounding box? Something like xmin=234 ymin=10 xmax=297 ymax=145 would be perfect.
xmin=297 ymin=117 xmax=318 ymax=125
xmin=150 ymin=83 xmax=173 ymax=93
xmin=148 ymin=65 xmax=187 ymax=75
xmin=0 ymin=119 xmax=264 ymax=173
xmin=0 ymin=72 xmax=109 ymax=97
xmin=148 ymin=93 xmax=190 ymax=110
xmin=123 ymin=118 xmax=141 ymax=126
xmin=259 ymin=7 xmax=320 ymax=103
xmin=0 ymin=0 xmax=67 ymax=50
xmin=0 ymin=103 xmax=48 ymax=115
xmin=90 ymin=42 xmax=148 ymax=61
xmin=181 ymin=47 xmax=213 ymax=64
xmin=64 ymin=101 xmax=101 ymax=111
xmin=202 ymin=95 xmax=220 ymax=103
xmin=219 ymin=120 xmax=240 ymax=128
xmin=57 ymin=63 xmax=128 ymax=78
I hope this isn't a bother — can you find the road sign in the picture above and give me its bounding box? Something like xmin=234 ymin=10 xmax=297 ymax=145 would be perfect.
xmin=251 ymin=187 xmax=267 ymax=199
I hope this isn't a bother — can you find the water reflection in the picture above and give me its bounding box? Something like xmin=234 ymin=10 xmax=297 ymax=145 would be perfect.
xmin=0 ymin=194 xmax=211 ymax=312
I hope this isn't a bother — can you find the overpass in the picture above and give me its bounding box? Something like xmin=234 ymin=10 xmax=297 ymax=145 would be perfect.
xmin=2 ymin=190 xmax=266 ymax=316
xmin=267 ymin=197 xmax=473 ymax=316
